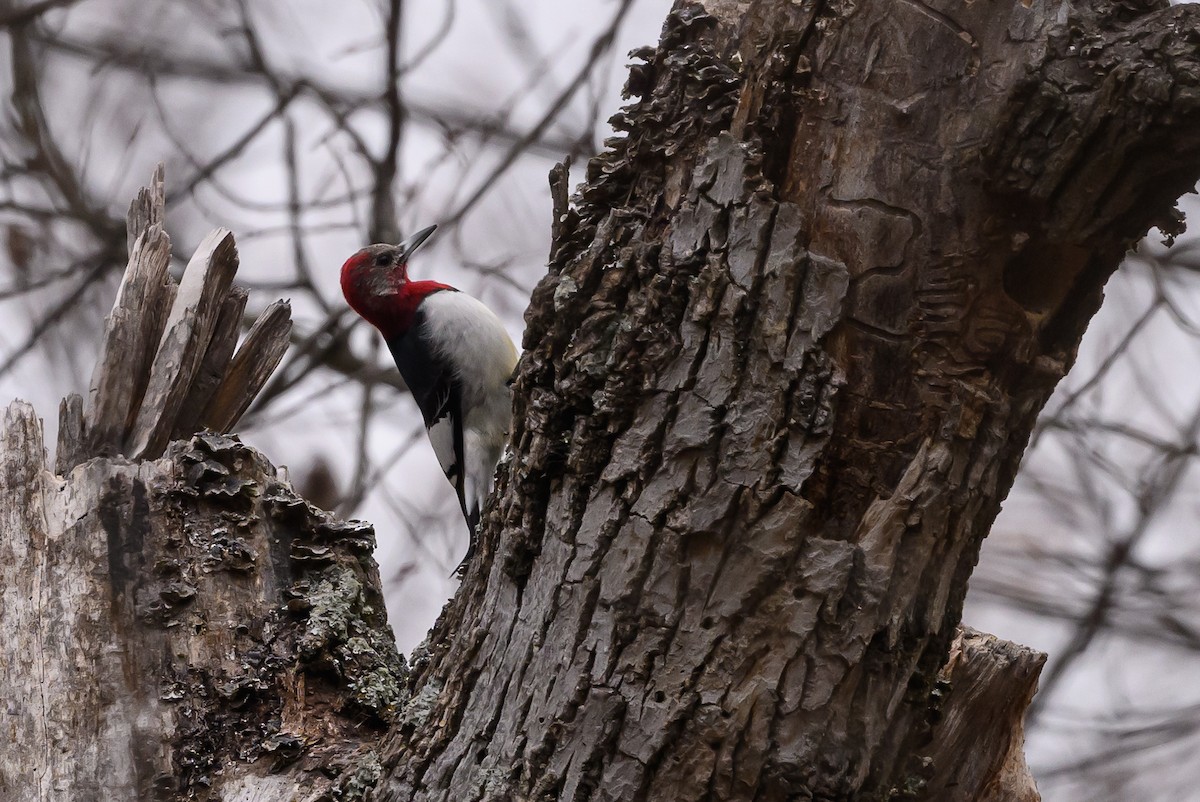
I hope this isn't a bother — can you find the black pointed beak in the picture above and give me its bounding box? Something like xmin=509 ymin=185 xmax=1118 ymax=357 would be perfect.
xmin=396 ymin=224 xmax=437 ymax=261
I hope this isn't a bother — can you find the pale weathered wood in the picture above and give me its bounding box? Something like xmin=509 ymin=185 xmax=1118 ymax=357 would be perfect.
xmin=126 ymin=161 xmax=165 ymax=254
xmin=126 ymin=229 xmax=239 ymax=460
xmin=202 ymin=299 xmax=293 ymax=433
xmin=922 ymin=628 xmax=1045 ymax=802
xmin=1 ymin=401 xmax=144 ymax=799
xmin=0 ymin=402 xmax=403 ymax=801
xmin=93 ymin=164 xmax=292 ymax=461
xmin=85 ymin=223 xmax=172 ymax=455
xmin=55 ymin=391 xmax=85 ymax=474
xmin=87 ymin=160 xmax=175 ymax=456
xmin=172 ymin=285 xmax=248 ymax=439
xmin=3 ymin=167 xmax=314 ymax=800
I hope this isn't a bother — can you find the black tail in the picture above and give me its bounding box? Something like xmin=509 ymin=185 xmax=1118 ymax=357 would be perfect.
xmin=453 ymin=502 xmax=480 ymax=578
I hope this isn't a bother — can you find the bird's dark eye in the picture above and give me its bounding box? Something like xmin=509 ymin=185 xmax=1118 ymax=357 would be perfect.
xmin=374 ymin=253 xmax=392 ymax=267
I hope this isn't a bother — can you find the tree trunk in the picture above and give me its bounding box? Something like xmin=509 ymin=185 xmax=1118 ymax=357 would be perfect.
xmin=375 ymin=1 xmax=1200 ymax=800
xmin=1 ymin=413 xmax=401 ymax=801
xmin=4 ymin=1 xmax=1200 ymax=800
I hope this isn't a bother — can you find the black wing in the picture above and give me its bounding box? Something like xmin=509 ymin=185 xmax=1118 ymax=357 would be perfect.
xmin=385 ymin=318 xmax=468 ymax=523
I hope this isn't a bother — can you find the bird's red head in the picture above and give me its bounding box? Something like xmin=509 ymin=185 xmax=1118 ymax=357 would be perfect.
xmin=340 ymin=225 xmax=446 ymax=338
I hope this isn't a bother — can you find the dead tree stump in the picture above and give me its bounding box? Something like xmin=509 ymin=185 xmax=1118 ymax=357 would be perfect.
xmin=0 ymin=167 xmax=404 ymax=801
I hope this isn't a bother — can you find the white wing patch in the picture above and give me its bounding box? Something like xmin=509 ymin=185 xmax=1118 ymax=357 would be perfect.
xmin=418 ymin=289 xmax=519 ymax=537
xmin=426 ymin=414 xmax=459 ymax=487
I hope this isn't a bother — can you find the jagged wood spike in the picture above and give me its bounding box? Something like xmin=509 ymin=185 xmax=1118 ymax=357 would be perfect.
xmin=201 ymin=300 xmax=293 ymax=433
xmin=126 ymin=162 xmax=165 ymax=254
xmin=55 ymin=392 xmax=85 ymax=475
xmin=85 ymin=224 xmax=173 ymax=456
xmin=127 ymin=166 xmax=181 ymax=435
xmin=172 ymin=285 xmax=248 ymax=440
xmin=548 ymin=160 xmax=572 ymax=262
xmin=922 ymin=628 xmax=1045 ymax=802
xmin=126 ymin=229 xmax=239 ymax=460
xmin=126 ymin=232 xmax=179 ymax=437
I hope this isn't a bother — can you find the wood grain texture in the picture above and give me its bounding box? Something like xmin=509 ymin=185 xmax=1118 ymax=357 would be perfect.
xmin=3 ymin=168 xmax=314 ymax=799
xmin=0 ymin=404 xmax=404 ymax=801
xmin=923 ymin=628 xmax=1045 ymax=802
xmin=126 ymin=161 xmax=165 ymax=254
xmin=56 ymin=391 xmax=85 ymax=474
xmin=202 ymin=299 xmax=293 ymax=433
xmin=86 ymin=223 xmax=173 ymax=455
xmin=0 ymin=401 xmax=129 ymax=800
xmin=127 ymin=228 xmax=239 ymax=459
xmin=173 ymin=285 xmax=248 ymax=439
xmin=375 ymin=1 xmax=1200 ymax=800
xmin=93 ymin=166 xmax=293 ymax=457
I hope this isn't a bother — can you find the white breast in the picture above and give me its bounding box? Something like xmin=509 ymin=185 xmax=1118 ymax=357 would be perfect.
xmin=420 ymin=290 xmax=520 ymax=520
xmin=420 ymin=290 xmax=519 ymax=409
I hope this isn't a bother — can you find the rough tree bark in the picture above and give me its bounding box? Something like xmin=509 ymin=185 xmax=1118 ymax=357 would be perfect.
xmin=3 ymin=0 xmax=1199 ymax=800
xmin=374 ymin=1 xmax=1200 ymax=801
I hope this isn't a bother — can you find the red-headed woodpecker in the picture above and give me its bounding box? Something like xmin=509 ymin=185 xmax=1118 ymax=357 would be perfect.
xmin=340 ymin=225 xmax=518 ymax=564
